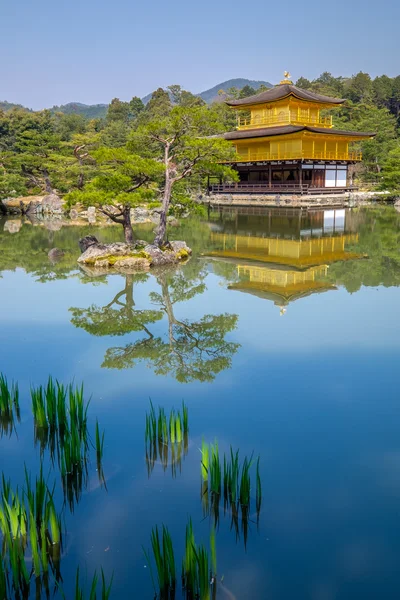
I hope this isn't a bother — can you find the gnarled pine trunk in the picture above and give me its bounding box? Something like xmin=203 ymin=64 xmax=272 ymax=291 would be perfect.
xmin=155 ymin=177 xmax=172 ymax=247
xmin=123 ymin=206 xmax=134 ymax=244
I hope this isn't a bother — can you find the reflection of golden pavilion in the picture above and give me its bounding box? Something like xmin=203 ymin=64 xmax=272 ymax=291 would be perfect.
xmin=209 ymin=232 xmax=360 ymax=268
xmin=229 ymin=264 xmax=336 ymax=307
xmin=207 ymin=208 xmax=363 ymax=311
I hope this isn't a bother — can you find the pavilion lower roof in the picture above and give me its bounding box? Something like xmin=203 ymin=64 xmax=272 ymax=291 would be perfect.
xmin=225 ymin=125 xmax=376 ymax=141
xmin=228 ymin=281 xmax=337 ymax=304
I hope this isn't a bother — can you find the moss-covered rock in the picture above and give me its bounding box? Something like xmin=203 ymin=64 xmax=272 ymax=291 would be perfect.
xmin=78 ymin=236 xmax=191 ymax=272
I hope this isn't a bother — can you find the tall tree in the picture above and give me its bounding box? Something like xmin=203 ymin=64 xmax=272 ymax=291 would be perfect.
xmin=130 ymin=105 xmax=237 ymax=246
xmin=238 ymin=85 xmax=256 ymax=99
xmin=65 ymin=147 xmax=162 ymax=243
xmin=344 ymin=72 xmax=373 ymax=103
xmin=106 ymin=98 xmax=131 ymax=123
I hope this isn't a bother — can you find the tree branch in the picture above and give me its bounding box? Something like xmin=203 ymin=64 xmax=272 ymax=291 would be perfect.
xmin=98 ymin=207 xmax=125 ymax=224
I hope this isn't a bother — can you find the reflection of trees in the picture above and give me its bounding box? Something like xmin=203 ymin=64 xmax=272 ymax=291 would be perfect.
xmin=70 ymin=267 xmax=240 ymax=383
xmin=70 ymin=273 xmax=162 ymax=339
xmin=327 ymin=208 xmax=400 ymax=292
xmin=103 ymin=270 xmax=240 ymax=382
xmin=0 ymin=218 xmax=125 ymax=282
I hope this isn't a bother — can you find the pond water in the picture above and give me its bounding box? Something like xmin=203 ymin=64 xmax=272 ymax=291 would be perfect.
xmin=0 ymin=206 xmax=400 ymax=599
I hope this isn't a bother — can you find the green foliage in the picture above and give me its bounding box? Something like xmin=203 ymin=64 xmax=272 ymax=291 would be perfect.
xmin=66 ymin=147 xmax=162 ymax=211
xmin=380 ymin=145 xmax=400 ymax=190
xmin=238 ymin=85 xmax=256 ymax=99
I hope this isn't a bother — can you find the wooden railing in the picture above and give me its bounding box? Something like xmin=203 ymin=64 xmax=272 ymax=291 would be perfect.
xmin=209 ymin=183 xmax=358 ymax=195
xmin=237 ymin=114 xmax=333 ymax=129
xmin=235 ymin=150 xmax=362 ymax=162
xmin=210 ymin=183 xmax=309 ymax=194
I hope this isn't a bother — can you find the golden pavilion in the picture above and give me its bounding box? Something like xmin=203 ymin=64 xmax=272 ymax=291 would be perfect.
xmin=211 ymin=73 xmax=375 ymax=194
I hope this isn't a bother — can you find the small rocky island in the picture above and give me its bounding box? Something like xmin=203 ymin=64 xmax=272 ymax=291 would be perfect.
xmin=78 ymin=235 xmax=192 ymax=271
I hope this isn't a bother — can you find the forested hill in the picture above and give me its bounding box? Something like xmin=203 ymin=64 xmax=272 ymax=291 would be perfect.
xmin=1 ymin=78 xmax=272 ymax=116
xmin=0 ymin=101 xmax=32 ymax=112
xmin=49 ymin=102 xmax=108 ymax=119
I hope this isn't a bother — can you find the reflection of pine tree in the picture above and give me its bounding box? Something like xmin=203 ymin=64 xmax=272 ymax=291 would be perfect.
xmin=100 ymin=269 xmax=240 ymax=383
xmin=70 ymin=273 xmax=163 ymax=340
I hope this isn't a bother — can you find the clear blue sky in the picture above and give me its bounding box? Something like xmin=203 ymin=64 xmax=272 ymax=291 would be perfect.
xmin=2 ymin=0 xmax=399 ymax=109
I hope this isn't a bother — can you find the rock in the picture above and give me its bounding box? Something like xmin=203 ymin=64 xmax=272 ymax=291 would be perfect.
xmin=41 ymin=193 xmax=63 ymax=213
xmin=79 ymin=235 xmax=99 ymax=253
xmin=78 ymin=241 xmax=136 ymax=264
xmin=94 ymin=259 xmax=110 ymax=268
xmin=3 ymin=220 xmax=22 ymax=234
xmin=77 ymin=238 xmax=191 ymax=269
xmin=70 ymin=209 xmax=79 ymax=219
xmin=143 ymin=241 xmax=192 ymax=266
xmin=131 ymin=207 xmax=151 ymax=223
xmin=43 ymin=219 xmax=64 ymax=231
xmin=167 ymin=217 xmax=180 ymax=227
xmin=115 ymin=257 xmax=150 ymax=271
xmin=48 ymin=248 xmax=65 ymax=262
xmin=87 ymin=206 xmax=96 ymax=217
xmin=150 ymin=213 xmax=161 ymax=224
xmin=169 ymin=240 xmax=192 ymax=255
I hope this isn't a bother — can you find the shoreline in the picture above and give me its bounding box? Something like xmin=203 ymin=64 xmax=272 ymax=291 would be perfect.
xmin=202 ymin=191 xmax=398 ymax=210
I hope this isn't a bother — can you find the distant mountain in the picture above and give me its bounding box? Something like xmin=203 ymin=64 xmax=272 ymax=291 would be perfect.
xmin=198 ymin=78 xmax=272 ymax=103
xmin=49 ymin=102 xmax=108 ymax=119
xmin=142 ymin=78 xmax=273 ymax=105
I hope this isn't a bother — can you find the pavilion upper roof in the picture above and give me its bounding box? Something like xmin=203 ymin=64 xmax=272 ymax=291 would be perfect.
xmin=226 ymin=84 xmax=345 ymax=107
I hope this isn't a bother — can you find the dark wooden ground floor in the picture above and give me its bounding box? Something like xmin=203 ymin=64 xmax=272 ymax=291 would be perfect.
xmin=209 ymin=161 xmax=355 ymax=194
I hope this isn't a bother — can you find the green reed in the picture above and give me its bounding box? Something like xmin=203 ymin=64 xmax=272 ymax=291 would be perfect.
xmin=73 ymin=567 xmax=113 ymax=600
xmin=200 ymin=438 xmax=209 ymax=482
xmin=30 ymin=378 xmax=94 ymax=510
xmin=145 ymin=401 xmax=189 ymax=478
xmin=95 ymin=420 xmax=105 ymax=461
xmin=201 ymin=442 xmax=262 ymax=542
xmin=0 ymin=374 xmax=19 ymax=415
xmin=192 ymin=544 xmax=210 ymax=600
xmin=0 ymin=554 xmax=6 ymax=599
xmin=144 ymin=520 xmax=216 ymax=600
xmin=0 ymin=468 xmax=63 ymax=592
xmin=0 ymin=374 xmax=20 ymax=437
xmin=182 ymin=518 xmax=198 ymax=594
xmin=29 ymin=509 xmax=41 ymax=577
xmin=181 ymin=519 xmax=216 ymax=600
xmin=256 ymin=456 xmax=262 ymax=517
xmin=144 ymin=525 xmax=176 ymax=599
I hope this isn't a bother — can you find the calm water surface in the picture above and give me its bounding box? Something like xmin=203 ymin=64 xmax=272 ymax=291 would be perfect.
xmin=0 ymin=207 xmax=399 ymax=599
